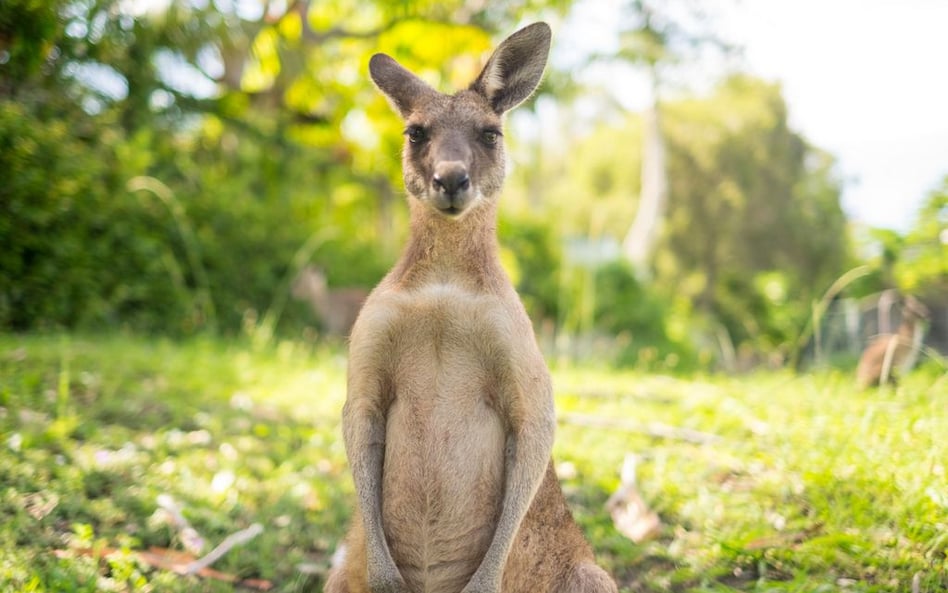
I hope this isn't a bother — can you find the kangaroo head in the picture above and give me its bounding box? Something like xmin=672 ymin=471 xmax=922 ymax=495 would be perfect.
xmin=291 ymin=266 xmax=328 ymax=300
xmin=369 ymin=22 xmax=551 ymax=219
xmin=902 ymin=296 xmax=930 ymax=323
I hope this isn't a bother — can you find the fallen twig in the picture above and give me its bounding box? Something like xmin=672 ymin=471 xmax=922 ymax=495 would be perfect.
xmin=570 ymin=388 xmax=676 ymax=404
xmin=559 ymin=413 xmax=722 ymax=444
xmin=184 ymin=523 xmax=264 ymax=575
xmin=156 ymin=494 xmax=205 ymax=555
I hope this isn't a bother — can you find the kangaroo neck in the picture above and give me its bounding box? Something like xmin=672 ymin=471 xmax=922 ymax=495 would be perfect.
xmin=391 ymin=198 xmax=504 ymax=291
xmin=897 ymin=318 xmax=918 ymax=340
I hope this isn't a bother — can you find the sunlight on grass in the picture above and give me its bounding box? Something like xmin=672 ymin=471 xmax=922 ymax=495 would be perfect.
xmin=0 ymin=334 xmax=945 ymax=592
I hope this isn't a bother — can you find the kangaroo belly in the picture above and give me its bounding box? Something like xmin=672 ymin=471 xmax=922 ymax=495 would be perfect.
xmin=373 ymin=283 xmax=512 ymax=589
xmin=381 ymin=368 xmax=506 ymax=589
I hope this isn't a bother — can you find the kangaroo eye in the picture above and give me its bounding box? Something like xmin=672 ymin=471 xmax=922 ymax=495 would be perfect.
xmin=482 ymin=130 xmax=501 ymax=145
xmin=406 ymin=126 xmax=427 ymax=144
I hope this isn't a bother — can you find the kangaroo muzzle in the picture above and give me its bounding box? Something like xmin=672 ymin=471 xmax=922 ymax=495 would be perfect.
xmin=432 ymin=161 xmax=473 ymax=215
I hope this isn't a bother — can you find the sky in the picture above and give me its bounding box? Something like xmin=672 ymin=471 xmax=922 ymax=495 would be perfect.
xmin=556 ymin=0 xmax=948 ymax=232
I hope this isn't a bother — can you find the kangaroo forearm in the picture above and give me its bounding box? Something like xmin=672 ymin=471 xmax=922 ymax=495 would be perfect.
xmin=477 ymin=425 xmax=553 ymax=582
xmin=342 ymin=405 xmax=390 ymax=554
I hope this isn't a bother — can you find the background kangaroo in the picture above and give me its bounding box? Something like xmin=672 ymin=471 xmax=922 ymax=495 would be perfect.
xmin=325 ymin=22 xmax=617 ymax=593
xmin=291 ymin=265 xmax=368 ymax=336
xmin=856 ymin=295 xmax=930 ymax=389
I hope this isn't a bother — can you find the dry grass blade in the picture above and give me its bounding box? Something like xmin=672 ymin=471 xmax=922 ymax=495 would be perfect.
xmin=560 ymin=413 xmax=721 ymax=444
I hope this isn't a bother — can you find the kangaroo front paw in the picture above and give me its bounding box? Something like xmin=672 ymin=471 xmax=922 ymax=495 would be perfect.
xmin=460 ymin=571 xmax=501 ymax=593
xmin=367 ymin=567 xmax=410 ymax=593
xmin=460 ymin=586 xmax=499 ymax=593
xmin=368 ymin=578 xmax=410 ymax=593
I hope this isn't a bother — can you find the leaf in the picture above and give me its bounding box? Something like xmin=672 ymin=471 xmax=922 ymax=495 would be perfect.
xmin=242 ymin=27 xmax=281 ymax=92
xmin=278 ymin=11 xmax=302 ymax=43
xmin=606 ymin=454 xmax=662 ymax=543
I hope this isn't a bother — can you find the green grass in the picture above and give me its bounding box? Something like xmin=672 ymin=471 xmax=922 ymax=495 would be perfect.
xmin=0 ymin=334 xmax=945 ymax=592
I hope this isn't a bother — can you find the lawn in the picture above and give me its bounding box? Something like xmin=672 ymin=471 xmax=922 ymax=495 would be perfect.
xmin=0 ymin=333 xmax=945 ymax=592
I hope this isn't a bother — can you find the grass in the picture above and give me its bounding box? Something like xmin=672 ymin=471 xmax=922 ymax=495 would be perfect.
xmin=0 ymin=333 xmax=945 ymax=592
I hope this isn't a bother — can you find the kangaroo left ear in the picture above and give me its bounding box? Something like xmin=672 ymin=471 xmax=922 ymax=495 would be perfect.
xmin=471 ymin=22 xmax=552 ymax=115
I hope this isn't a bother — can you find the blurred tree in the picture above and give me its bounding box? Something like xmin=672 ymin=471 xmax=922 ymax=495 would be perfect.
xmin=613 ymin=0 xmax=736 ymax=269
xmin=658 ymin=75 xmax=849 ymax=352
xmin=892 ymin=177 xmax=948 ymax=302
xmin=525 ymin=74 xmax=850 ymax=358
xmin=0 ymin=0 xmax=574 ymax=333
xmin=1 ymin=0 xmax=860 ymax=365
xmin=0 ymin=0 xmax=194 ymax=330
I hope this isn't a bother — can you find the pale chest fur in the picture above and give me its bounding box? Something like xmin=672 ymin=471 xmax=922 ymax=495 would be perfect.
xmin=352 ymin=281 xmax=530 ymax=591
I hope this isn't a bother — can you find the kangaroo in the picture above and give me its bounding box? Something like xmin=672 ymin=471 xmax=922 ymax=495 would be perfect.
xmin=325 ymin=23 xmax=617 ymax=593
xmin=856 ymin=295 xmax=930 ymax=389
xmin=292 ymin=266 xmax=368 ymax=336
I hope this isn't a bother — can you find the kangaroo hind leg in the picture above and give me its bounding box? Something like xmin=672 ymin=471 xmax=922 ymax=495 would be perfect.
xmin=555 ymin=562 xmax=618 ymax=593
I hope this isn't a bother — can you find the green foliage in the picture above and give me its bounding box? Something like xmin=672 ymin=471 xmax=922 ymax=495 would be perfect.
xmin=845 ymin=177 xmax=948 ymax=304
xmin=894 ymin=177 xmax=948 ymax=301
xmin=0 ymin=101 xmax=191 ymax=332
xmin=3 ymin=0 xmax=926 ymax=373
xmin=499 ymin=213 xmax=563 ymax=321
xmin=0 ymin=0 xmax=64 ymax=87
xmin=592 ymin=260 xmax=698 ymax=371
xmin=506 ymin=75 xmax=852 ymax=364
xmin=659 ymin=76 xmax=850 ymax=352
xmin=536 ymin=117 xmax=645 ymax=240
xmin=1 ymin=0 xmax=575 ymax=335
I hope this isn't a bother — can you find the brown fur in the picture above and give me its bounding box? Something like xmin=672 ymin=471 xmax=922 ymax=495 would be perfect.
xmin=856 ymin=296 xmax=930 ymax=389
xmin=326 ymin=23 xmax=616 ymax=593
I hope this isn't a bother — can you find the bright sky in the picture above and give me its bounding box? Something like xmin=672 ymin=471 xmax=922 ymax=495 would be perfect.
xmin=556 ymin=0 xmax=948 ymax=232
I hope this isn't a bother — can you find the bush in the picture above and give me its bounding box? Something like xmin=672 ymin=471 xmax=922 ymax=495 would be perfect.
xmin=0 ymin=97 xmax=395 ymax=336
xmin=0 ymin=101 xmax=193 ymax=332
xmin=498 ymin=214 xmax=562 ymax=322
xmin=593 ymin=260 xmax=699 ymax=371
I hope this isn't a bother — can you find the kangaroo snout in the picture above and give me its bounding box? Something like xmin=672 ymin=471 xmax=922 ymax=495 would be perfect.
xmin=432 ymin=161 xmax=472 ymax=213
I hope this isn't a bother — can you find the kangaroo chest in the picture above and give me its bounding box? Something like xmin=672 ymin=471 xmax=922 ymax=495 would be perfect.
xmin=377 ymin=282 xmax=513 ymax=588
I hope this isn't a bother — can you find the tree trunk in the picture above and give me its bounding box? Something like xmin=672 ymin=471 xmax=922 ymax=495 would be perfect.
xmin=622 ymin=68 xmax=667 ymax=271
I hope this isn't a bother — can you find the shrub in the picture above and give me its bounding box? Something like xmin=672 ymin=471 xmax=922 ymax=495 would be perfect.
xmin=593 ymin=260 xmax=699 ymax=371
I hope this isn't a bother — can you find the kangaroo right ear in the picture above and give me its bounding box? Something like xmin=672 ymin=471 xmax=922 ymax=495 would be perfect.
xmin=369 ymin=54 xmax=437 ymax=118
xmin=471 ymin=22 xmax=552 ymax=115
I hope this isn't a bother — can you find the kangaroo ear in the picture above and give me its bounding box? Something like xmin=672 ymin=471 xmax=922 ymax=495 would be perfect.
xmin=471 ymin=22 xmax=551 ymax=115
xmin=369 ymin=53 xmax=437 ymax=118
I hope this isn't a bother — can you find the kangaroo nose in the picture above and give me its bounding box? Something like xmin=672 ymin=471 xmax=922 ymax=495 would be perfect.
xmin=433 ymin=162 xmax=470 ymax=196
